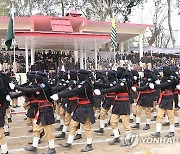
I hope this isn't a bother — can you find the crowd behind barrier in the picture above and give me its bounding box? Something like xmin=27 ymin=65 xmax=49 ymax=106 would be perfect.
xmin=0 ymin=50 xmax=179 ymax=73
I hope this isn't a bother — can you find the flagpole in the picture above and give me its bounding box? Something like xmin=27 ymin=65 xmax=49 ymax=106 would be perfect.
xmin=114 ymin=46 xmax=116 ymax=63
xmin=13 ymin=40 xmax=15 ymax=62
xmin=11 ymin=0 xmax=16 ymax=72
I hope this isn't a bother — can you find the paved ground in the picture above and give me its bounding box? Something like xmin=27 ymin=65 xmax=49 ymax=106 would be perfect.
xmin=6 ymin=97 xmax=180 ymax=154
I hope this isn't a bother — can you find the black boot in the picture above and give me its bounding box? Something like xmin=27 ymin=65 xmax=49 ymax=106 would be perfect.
xmin=2 ymin=152 xmax=8 ymax=154
xmin=24 ymin=146 xmax=37 ymax=152
xmin=165 ymin=132 xmax=175 ymax=138
xmin=28 ymin=128 xmax=33 ymax=133
xmin=131 ymin=123 xmax=140 ymax=129
xmin=109 ymin=137 xmax=120 ymax=145
xmin=56 ymin=125 xmax=63 ymax=131
xmin=11 ymin=109 xmax=15 ymax=112
xmin=59 ymin=143 xmax=72 ymax=149
xmin=104 ymin=123 xmax=108 ymax=127
xmin=94 ymin=128 xmax=104 ymax=134
xmin=143 ymin=124 xmax=150 ymax=130
xmin=74 ymin=134 xmax=82 ymax=140
xmin=24 ymin=117 xmax=27 ymax=120
xmin=55 ymin=119 xmax=60 ymax=123
xmin=151 ymin=116 xmax=157 ymax=121
xmin=8 ymin=118 xmax=12 ymax=123
xmin=119 ymin=119 xmax=122 ymax=123
xmin=43 ymin=148 xmax=56 ymax=154
xmin=175 ymin=123 xmax=179 ymax=127
xmin=81 ymin=144 xmax=93 ymax=152
xmin=129 ymin=119 xmax=134 ymax=123
xmin=4 ymin=132 xmax=10 ymax=136
xmin=162 ymin=122 xmax=170 ymax=126
xmin=151 ymin=132 xmax=160 ymax=137
xmin=55 ymin=132 xmax=65 ymax=139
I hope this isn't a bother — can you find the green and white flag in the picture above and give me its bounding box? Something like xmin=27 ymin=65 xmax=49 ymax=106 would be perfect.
xmin=111 ymin=16 xmax=117 ymax=49
xmin=5 ymin=4 xmax=15 ymax=49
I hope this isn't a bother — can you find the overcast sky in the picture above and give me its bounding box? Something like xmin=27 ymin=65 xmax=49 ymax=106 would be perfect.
xmin=129 ymin=0 xmax=180 ymax=47
xmin=130 ymin=0 xmax=179 ymax=28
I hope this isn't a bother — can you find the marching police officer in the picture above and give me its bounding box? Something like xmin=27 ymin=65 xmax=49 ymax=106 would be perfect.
xmin=150 ymin=66 xmax=178 ymax=137
xmin=94 ymin=67 xmax=134 ymax=146
xmin=10 ymin=72 xmax=56 ymax=154
xmin=51 ymin=70 xmax=95 ymax=152
xmin=0 ymin=71 xmax=10 ymax=154
xmin=94 ymin=71 xmax=117 ymax=134
xmin=55 ymin=70 xmax=79 ymax=140
xmin=131 ymin=69 xmax=156 ymax=130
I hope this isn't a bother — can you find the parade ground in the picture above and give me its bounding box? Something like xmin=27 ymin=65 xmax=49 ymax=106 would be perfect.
xmin=7 ymin=97 xmax=180 ymax=154
xmin=1 ymin=1 xmax=180 ymax=154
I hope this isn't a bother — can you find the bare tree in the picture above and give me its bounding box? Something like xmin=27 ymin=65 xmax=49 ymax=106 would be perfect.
xmin=148 ymin=0 xmax=168 ymax=47
xmin=60 ymin=0 xmax=65 ymax=16
xmin=74 ymin=0 xmax=145 ymax=21
xmin=167 ymin=0 xmax=175 ymax=48
xmin=0 ymin=0 xmax=11 ymax=16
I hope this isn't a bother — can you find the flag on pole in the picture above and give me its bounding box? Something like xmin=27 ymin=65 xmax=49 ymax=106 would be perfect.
xmin=5 ymin=4 xmax=15 ymax=49
xmin=5 ymin=16 xmax=15 ymax=49
xmin=111 ymin=16 xmax=117 ymax=49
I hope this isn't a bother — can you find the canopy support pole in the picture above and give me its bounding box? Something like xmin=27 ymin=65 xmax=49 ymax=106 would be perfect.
xmin=74 ymin=42 xmax=78 ymax=67
xmin=0 ymin=38 xmax=2 ymax=51
xmin=80 ymin=43 xmax=84 ymax=69
xmin=25 ymin=39 xmax=29 ymax=73
xmin=120 ymin=42 xmax=124 ymax=53
xmin=84 ymin=44 xmax=87 ymax=70
xmin=139 ymin=33 xmax=143 ymax=60
xmin=95 ymin=41 xmax=97 ymax=70
xmin=31 ymin=48 xmax=35 ymax=66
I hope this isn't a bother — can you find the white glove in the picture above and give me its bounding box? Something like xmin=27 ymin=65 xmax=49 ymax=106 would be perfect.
xmin=149 ymin=83 xmax=155 ymax=89
xmin=50 ymin=94 xmax=59 ymax=101
xmin=6 ymin=95 xmax=12 ymax=102
xmin=156 ymin=105 xmax=159 ymax=109
xmin=120 ymin=82 xmax=124 ymax=86
xmin=132 ymin=103 xmax=137 ymax=107
xmin=94 ymin=89 xmax=101 ymax=95
xmin=178 ymin=101 xmax=180 ymax=108
xmin=9 ymin=83 xmax=15 ymax=90
xmin=176 ymin=84 xmax=180 ymax=90
xmin=155 ymin=80 xmax=161 ymax=85
xmin=134 ymin=76 xmax=137 ymax=81
xmin=10 ymin=100 xmax=12 ymax=106
xmin=131 ymin=86 xmax=137 ymax=92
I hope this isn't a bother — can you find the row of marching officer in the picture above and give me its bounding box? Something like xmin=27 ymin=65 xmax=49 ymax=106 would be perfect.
xmin=51 ymin=68 xmax=143 ymax=148
xmin=0 ymin=71 xmax=13 ymax=154
xmin=7 ymin=66 xmax=180 ymax=153
xmin=9 ymin=70 xmax=97 ymax=153
xmin=92 ymin=66 xmax=180 ymax=140
xmin=131 ymin=66 xmax=180 ymax=137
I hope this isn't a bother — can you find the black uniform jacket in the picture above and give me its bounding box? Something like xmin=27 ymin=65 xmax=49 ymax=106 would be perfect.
xmin=100 ymin=79 xmax=131 ymax=115
xmin=58 ymin=80 xmax=95 ymax=124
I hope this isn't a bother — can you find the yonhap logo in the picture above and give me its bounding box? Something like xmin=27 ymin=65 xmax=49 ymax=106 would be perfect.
xmin=124 ymin=133 xmax=140 ymax=148
xmin=124 ymin=133 xmax=179 ymax=149
xmin=140 ymin=137 xmax=179 ymax=144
